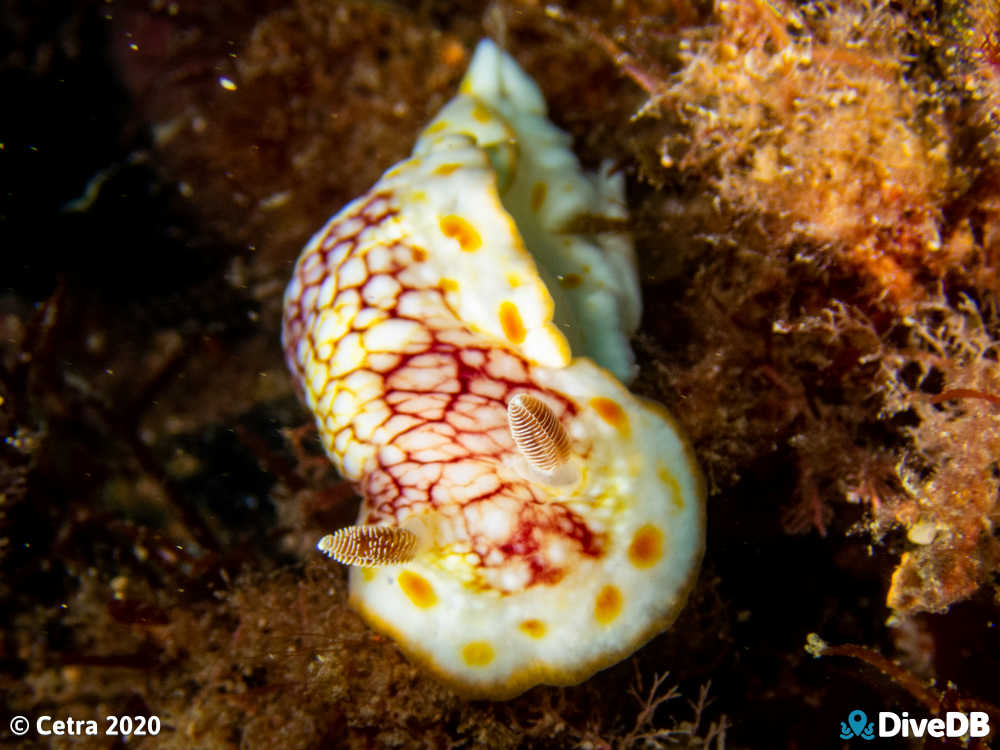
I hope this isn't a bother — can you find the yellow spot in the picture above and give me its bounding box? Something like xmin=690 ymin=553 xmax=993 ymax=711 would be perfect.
xmin=549 ymin=326 xmax=573 ymax=364
xmin=472 ymin=103 xmax=493 ymax=123
xmin=559 ymin=273 xmax=582 ymax=289
xmin=506 ymin=273 xmax=522 ymax=288
xmin=433 ymin=163 xmax=462 ymax=176
xmin=398 ymin=571 xmax=437 ymax=608
xmin=519 ymin=619 xmax=547 ymax=638
xmin=530 ymin=182 xmax=547 ymax=212
xmin=461 ymin=640 xmax=495 ymax=666
xmin=440 ymin=215 xmax=482 ymax=253
xmin=594 ymin=585 xmax=623 ymax=625
xmin=360 ymin=568 xmax=375 ymax=582
xmin=441 ymin=278 xmax=459 ymax=293
xmin=425 ymin=120 xmax=449 ymax=135
xmin=499 ymin=301 xmax=526 ymax=344
xmin=591 ymin=397 xmax=629 ymax=436
xmin=410 ymin=190 xmax=427 ymax=202
xmin=628 ymin=525 xmax=664 ymax=569
xmin=658 ymin=466 xmax=685 ymax=511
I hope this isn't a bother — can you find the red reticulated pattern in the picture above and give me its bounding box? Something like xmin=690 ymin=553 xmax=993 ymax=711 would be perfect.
xmin=282 ymin=190 xmax=604 ymax=591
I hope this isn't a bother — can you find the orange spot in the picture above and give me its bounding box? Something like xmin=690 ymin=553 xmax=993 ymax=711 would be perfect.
xmin=559 ymin=273 xmax=582 ymax=289
xmin=591 ymin=397 xmax=629 ymax=436
xmin=594 ymin=585 xmax=623 ymax=625
xmin=658 ymin=466 xmax=685 ymax=511
xmin=530 ymin=182 xmax=547 ymax=212
xmin=433 ymin=163 xmax=462 ymax=176
xmin=440 ymin=215 xmax=482 ymax=252
xmin=398 ymin=571 xmax=437 ymax=608
xmin=441 ymin=278 xmax=459 ymax=293
xmin=461 ymin=641 xmax=495 ymax=666
xmin=627 ymin=525 xmax=664 ymax=569
xmin=472 ymin=103 xmax=492 ymax=123
xmin=440 ymin=39 xmax=466 ymax=67
xmin=412 ymin=247 xmax=427 ymax=262
xmin=519 ymin=619 xmax=547 ymax=638
xmin=499 ymin=301 xmax=526 ymax=344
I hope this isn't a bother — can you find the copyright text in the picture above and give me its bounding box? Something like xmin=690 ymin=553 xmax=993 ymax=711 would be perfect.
xmin=9 ymin=715 xmax=161 ymax=737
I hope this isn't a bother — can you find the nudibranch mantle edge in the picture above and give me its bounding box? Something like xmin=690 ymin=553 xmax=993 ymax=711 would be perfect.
xmin=281 ymin=38 xmax=705 ymax=700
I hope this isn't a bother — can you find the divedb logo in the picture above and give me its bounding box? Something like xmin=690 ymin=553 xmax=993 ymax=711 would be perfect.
xmin=839 ymin=708 xmax=991 ymax=740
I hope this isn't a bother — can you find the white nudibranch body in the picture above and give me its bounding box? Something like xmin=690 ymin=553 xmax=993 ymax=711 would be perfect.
xmin=282 ymin=39 xmax=704 ymax=699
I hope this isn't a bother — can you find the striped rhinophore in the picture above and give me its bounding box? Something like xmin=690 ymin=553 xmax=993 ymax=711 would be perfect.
xmin=507 ymin=393 xmax=571 ymax=473
xmin=317 ymin=525 xmax=417 ymax=567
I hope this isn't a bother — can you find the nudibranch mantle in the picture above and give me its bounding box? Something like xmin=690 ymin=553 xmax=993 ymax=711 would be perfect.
xmin=282 ymin=39 xmax=704 ymax=699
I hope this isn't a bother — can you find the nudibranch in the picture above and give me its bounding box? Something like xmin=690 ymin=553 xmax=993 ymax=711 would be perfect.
xmin=282 ymin=39 xmax=704 ymax=699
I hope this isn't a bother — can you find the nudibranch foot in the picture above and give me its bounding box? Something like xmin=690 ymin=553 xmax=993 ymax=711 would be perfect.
xmin=282 ymin=38 xmax=705 ymax=700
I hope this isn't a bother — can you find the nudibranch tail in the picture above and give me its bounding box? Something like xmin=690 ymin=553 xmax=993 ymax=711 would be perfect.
xmin=281 ymin=38 xmax=704 ymax=701
xmin=317 ymin=525 xmax=417 ymax=567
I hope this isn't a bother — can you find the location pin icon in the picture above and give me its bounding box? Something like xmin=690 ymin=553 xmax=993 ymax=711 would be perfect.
xmin=848 ymin=710 xmax=868 ymax=737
